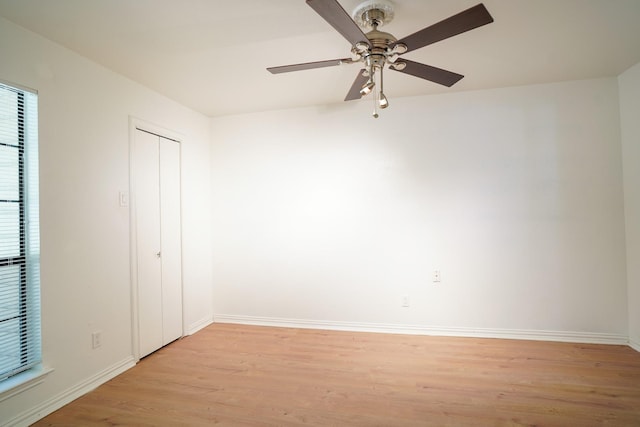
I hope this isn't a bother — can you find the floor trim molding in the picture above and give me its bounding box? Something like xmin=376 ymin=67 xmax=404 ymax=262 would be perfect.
xmin=5 ymin=356 xmax=135 ymax=427
xmin=186 ymin=315 xmax=214 ymax=336
xmin=213 ymin=314 xmax=628 ymax=346
xmin=630 ymin=337 xmax=640 ymax=353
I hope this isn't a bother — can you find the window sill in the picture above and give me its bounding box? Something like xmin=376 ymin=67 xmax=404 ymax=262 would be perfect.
xmin=0 ymin=365 xmax=54 ymax=402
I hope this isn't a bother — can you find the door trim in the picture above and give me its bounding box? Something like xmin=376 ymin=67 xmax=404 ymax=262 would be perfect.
xmin=128 ymin=116 xmax=185 ymax=361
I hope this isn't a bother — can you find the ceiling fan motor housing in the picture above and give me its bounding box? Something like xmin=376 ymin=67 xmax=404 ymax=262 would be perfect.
xmin=361 ymin=24 xmax=401 ymax=72
xmin=367 ymin=28 xmax=396 ymax=49
xmin=350 ymin=1 xmax=402 ymax=71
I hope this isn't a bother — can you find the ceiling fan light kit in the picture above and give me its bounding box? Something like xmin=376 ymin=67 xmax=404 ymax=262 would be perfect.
xmin=267 ymin=0 xmax=494 ymax=118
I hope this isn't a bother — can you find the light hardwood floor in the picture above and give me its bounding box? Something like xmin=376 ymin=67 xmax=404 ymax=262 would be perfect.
xmin=34 ymin=324 xmax=640 ymax=426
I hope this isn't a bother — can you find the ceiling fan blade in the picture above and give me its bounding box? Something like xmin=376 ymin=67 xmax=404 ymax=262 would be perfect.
xmin=390 ymin=59 xmax=464 ymax=87
xmin=306 ymin=0 xmax=371 ymax=48
xmin=393 ymin=3 xmax=493 ymax=54
xmin=267 ymin=58 xmax=352 ymax=74
xmin=344 ymin=69 xmax=368 ymax=101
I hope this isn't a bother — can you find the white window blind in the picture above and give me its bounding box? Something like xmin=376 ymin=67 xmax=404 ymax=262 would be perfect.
xmin=0 ymin=81 xmax=41 ymax=382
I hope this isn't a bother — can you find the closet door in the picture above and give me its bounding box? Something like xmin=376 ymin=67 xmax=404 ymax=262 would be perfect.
xmin=159 ymin=137 xmax=182 ymax=345
xmin=133 ymin=129 xmax=183 ymax=358
xmin=133 ymin=130 xmax=163 ymax=357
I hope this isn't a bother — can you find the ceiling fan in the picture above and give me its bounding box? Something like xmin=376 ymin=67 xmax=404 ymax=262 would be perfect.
xmin=268 ymin=0 xmax=494 ymax=117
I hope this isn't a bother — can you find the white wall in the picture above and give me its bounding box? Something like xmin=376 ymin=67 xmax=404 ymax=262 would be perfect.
xmin=0 ymin=17 xmax=213 ymax=424
xmin=619 ymin=62 xmax=640 ymax=351
xmin=0 ymin=10 xmax=633 ymax=423
xmin=211 ymin=78 xmax=627 ymax=340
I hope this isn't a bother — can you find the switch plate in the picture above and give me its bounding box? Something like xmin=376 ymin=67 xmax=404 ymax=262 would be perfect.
xmin=92 ymin=331 xmax=102 ymax=349
xmin=119 ymin=191 xmax=128 ymax=207
xmin=433 ymin=270 xmax=441 ymax=283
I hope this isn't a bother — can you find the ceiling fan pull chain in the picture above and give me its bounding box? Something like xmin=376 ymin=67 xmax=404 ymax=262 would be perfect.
xmin=372 ymin=67 xmax=379 ymax=118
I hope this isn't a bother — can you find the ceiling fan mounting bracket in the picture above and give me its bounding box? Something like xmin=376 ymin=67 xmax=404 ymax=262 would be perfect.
xmin=352 ymin=0 xmax=396 ymax=29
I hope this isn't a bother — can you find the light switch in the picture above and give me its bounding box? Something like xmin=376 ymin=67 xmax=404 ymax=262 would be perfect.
xmin=119 ymin=191 xmax=129 ymax=207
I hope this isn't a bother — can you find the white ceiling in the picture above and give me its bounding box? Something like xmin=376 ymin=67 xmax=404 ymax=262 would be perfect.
xmin=1 ymin=0 xmax=639 ymax=117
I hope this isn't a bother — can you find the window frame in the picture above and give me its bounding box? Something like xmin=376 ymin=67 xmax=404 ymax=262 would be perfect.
xmin=0 ymin=80 xmax=42 ymax=388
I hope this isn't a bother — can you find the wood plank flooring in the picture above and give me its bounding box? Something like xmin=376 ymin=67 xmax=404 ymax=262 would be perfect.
xmin=34 ymin=324 xmax=640 ymax=426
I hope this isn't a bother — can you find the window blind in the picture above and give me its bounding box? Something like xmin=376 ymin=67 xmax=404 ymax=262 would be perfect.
xmin=0 ymin=81 xmax=41 ymax=381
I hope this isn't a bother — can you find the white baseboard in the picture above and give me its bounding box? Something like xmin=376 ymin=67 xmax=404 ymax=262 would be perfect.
xmin=5 ymin=356 xmax=136 ymax=427
xmin=186 ymin=315 xmax=214 ymax=336
xmin=213 ymin=314 xmax=628 ymax=346
xmin=630 ymin=337 xmax=640 ymax=353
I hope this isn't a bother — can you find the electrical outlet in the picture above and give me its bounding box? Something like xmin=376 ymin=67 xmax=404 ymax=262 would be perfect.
xmin=433 ymin=270 xmax=441 ymax=283
xmin=92 ymin=331 xmax=102 ymax=349
xmin=402 ymin=295 xmax=410 ymax=307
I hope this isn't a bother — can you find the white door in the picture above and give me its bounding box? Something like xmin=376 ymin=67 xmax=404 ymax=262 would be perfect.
xmin=159 ymin=137 xmax=182 ymax=345
xmin=133 ymin=128 xmax=183 ymax=358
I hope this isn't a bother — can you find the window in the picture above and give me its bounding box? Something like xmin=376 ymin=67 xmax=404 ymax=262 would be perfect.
xmin=0 ymin=81 xmax=40 ymax=382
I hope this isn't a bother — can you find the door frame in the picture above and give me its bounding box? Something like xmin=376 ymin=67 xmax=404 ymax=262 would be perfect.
xmin=128 ymin=116 xmax=185 ymax=361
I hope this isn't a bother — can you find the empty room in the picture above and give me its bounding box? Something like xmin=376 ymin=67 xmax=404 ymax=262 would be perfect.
xmin=1 ymin=0 xmax=640 ymax=425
